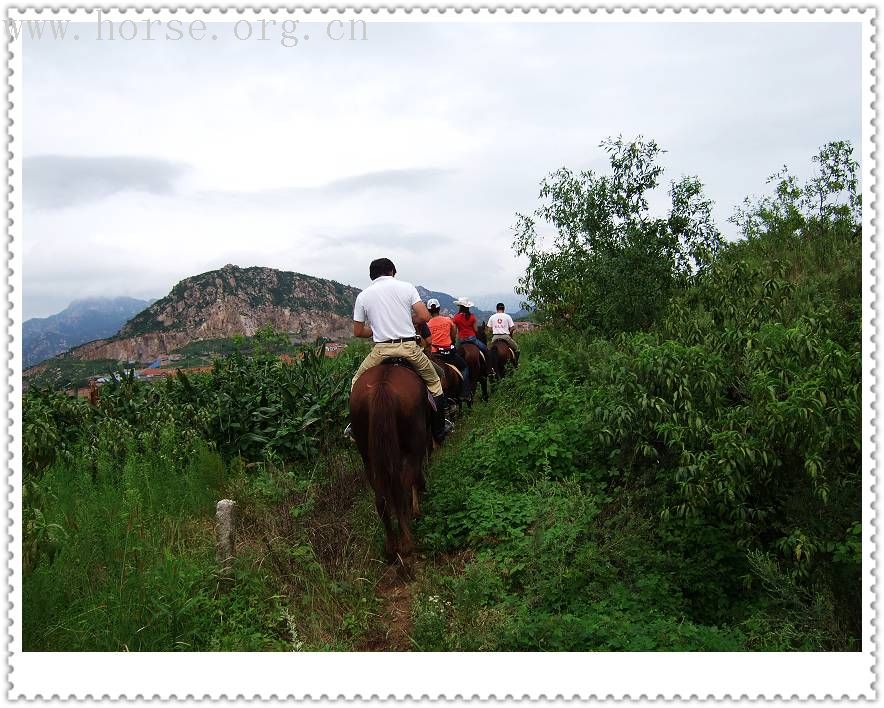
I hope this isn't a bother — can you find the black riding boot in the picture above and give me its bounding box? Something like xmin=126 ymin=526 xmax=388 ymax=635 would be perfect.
xmin=432 ymin=394 xmax=454 ymax=442
xmin=514 ymin=351 xmax=521 ymax=367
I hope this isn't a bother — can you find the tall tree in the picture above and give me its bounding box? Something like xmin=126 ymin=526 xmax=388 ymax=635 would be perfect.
xmin=513 ymin=136 xmax=723 ymax=335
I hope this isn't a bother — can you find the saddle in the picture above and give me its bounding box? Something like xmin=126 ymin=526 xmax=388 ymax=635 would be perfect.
xmin=380 ymin=358 xmax=437 ymax=411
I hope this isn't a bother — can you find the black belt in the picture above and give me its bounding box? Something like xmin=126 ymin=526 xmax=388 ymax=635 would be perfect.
xmin=377 ymin=336 xmax=420 ymax=344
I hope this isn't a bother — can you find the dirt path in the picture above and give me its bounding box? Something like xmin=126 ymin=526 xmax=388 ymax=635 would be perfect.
xmin=358 ymin=549 xmax=474 ymax=651
xmin=360 ymin=564 xmax=419 ymax=651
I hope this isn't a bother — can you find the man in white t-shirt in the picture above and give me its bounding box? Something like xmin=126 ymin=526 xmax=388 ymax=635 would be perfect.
xmin=487 ymin=303 xmax=520 ymax=366
xmin=349 ymin=257 xmax=452 ymax=442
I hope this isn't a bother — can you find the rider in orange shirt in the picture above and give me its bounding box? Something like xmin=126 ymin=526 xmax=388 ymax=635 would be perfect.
xmin=426 ymin=298 xmax=471 ymax=400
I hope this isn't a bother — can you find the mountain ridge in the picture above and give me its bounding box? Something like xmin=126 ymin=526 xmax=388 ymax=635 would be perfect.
xmin=23 ymin=296 xmax=153 ymax=368
xmin=59 ymin=264 xmax=360 ymax=363
xmin=25 ymin=268 xmax=525 ymax=372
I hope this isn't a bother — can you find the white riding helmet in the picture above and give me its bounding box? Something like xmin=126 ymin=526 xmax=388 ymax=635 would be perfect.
xmin=427 ymin=298 xmax=440 ymax=309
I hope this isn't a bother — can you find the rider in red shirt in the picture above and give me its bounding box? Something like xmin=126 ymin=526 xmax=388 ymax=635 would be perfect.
xmin=452 ymin=298 xmax=489 ymax=354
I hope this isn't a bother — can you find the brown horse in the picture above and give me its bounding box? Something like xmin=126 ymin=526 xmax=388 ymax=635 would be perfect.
xmin=430 ymin=354 xmax=465 ymax=413
xmin=349 ymin=362 xmax=431 ymax=567
xmin=489 ymin=339 xmax=515 ymax=380
xmin=457 ymin=341 xmax=488 ymax=403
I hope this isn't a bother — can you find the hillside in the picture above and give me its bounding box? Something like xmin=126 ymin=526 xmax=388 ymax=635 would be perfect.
xmin=23 ymin=296 xmax=152 ymax=367
xmin=28 ymin=270 xmax=511 ymax=371
xmin=63 ymin=265 xmax=361 ymax=363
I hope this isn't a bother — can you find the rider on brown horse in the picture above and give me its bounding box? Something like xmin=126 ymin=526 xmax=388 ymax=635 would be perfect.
xmin=348 ymin=258 xmax=453 ymax=443
xmin=487 ymin=302 xmax=520 ymax=367
xmin=425 ymin=298 xmax=472 ymax=402
xmin=452 ymin=298 xmax=489 ymax=354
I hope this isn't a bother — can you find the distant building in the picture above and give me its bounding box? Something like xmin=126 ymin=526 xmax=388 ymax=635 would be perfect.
xmin=513 ymin=321 xmax=539 ymax=333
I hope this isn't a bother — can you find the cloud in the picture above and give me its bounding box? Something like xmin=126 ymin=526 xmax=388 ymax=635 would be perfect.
xmin=23 ymin=155 xmax=188 ymax=209
xmin=20 ymin=22 xmax=862 ymax=319
xmin=314 ymin=223 xmax=453 ymax=250
xmin=322 ymin=168 xmax=453 ymax=196
xmin=191 ymin=167 xmax=455 ymax=208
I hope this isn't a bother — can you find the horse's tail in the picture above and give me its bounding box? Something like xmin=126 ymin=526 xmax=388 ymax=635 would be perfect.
xmin=367 ymin=377 xmax=406 ymax=522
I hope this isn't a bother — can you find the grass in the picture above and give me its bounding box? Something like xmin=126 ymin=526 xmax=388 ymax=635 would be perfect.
xmin=23 ymin=436 xmax=290 ymax=651
xmin=22 ymin=429 xmax=395 ymax=651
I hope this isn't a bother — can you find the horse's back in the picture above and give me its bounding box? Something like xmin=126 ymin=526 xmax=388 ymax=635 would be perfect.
xmin=350 ymin=363 xmax=429 ymax=454
xmin=351 ymin=362 xmax=425 ymax=411
xmin=492 ymin=339 xmax=514 ymax=360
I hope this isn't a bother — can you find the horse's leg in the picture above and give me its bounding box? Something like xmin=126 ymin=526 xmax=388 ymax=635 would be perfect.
xmin=481 ymin=372 xmax=489 ymax=402
xmin=374 ymin=493 xmax=397 ymax=562
xmin=396 ymin=508 xmax=414 ymax=558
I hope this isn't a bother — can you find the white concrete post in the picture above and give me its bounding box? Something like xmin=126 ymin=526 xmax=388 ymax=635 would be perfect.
xmin=216 ymin=499 xmax=237 ymax=591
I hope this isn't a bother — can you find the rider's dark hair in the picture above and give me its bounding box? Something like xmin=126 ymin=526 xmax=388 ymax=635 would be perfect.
xmin=496 ymin=303 xmax=505 ymax=311
xmin=459 ymin=305 xmax=470 ymax=315
xmin=429 ymin=305 xmax=440 ymax=315
xmin=369 ymin=258 xmax=396 ymax=280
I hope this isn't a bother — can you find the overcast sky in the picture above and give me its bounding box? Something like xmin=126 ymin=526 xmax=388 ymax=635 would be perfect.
xmin=22 ymin=20 xmax=862 ymax=319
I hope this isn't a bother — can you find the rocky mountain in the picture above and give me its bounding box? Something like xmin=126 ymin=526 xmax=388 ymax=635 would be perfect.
xmin=23 ymin=296 xmax=152 ymax=367
xmin=63 ymin=265 xmax=361 ymax=363
xmin=25 ymin=267 xmax=517 ymax=371
xmin=415 ymin=286 xmax=494 ymax=323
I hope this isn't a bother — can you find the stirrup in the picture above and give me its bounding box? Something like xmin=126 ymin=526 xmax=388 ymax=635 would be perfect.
xmin=343 ymin=422 xmax=355 ymax=442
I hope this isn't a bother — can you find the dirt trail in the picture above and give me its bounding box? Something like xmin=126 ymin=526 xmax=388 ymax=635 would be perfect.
xmin=360 ymin=564 xmax=419 ymax=651
xmin=358 ymin=549 xmax=474 ymax=651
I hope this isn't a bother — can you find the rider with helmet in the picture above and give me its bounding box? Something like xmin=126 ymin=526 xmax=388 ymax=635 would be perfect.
xmin=426 ymin=298 xmax=471 ymax=401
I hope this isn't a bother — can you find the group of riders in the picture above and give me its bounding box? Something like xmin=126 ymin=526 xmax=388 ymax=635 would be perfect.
xmin=347 ymin=257 xmax=521 ymax=445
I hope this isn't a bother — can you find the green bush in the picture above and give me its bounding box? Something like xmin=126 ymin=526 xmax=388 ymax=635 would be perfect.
xmin=413 ymin=141 xmax=861 ymax=652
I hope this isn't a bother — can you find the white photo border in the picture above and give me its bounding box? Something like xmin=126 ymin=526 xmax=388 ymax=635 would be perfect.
xmin=4 ymin=4 xmax=877 ymax=700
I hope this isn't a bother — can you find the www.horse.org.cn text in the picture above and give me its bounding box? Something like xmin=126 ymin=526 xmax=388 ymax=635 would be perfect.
xmin=7 ymin=15 xmax=369 ymax=48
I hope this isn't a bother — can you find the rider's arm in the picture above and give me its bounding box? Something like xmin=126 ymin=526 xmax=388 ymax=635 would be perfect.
xmin=412 ymin=300 xmax=431 ymax=325
xmin=449 ymin=320 xmax=457 ymax=343
xmin=417 ymin=322 xmax=431 ymax=350
xmin=353 ymin=321 xmax=373 ymax=339
xmin=353 ymin=294 xmax=372 ymax=339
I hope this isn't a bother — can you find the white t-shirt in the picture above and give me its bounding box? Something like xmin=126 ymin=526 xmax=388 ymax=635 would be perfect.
xmin=353 ymin=276 xmax=421 ymax=343
xmin=488 ymin=312 xmax=515 ymax=335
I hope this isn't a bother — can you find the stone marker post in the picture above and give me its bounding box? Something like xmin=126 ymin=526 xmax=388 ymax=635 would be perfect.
xmin=216 ymin=499 xmax=237 ymax=592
